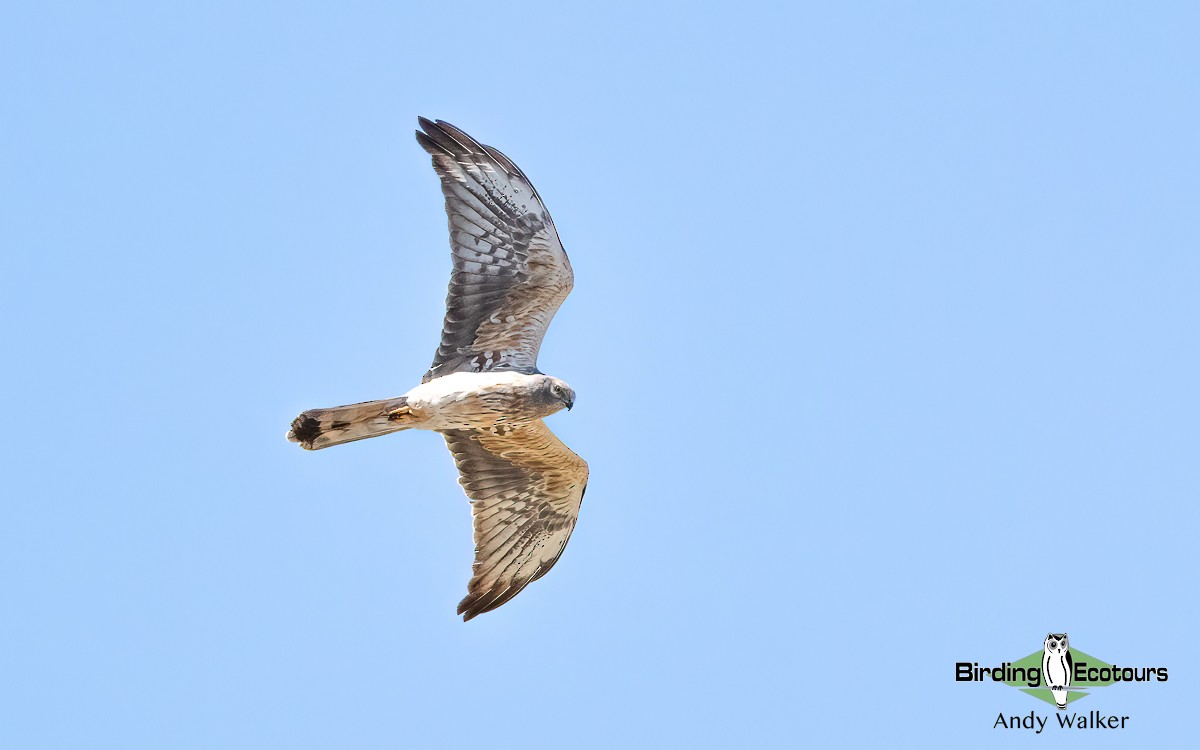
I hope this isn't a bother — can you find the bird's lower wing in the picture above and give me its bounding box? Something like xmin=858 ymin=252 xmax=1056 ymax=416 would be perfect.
xmin=441 ymin=420 xmax=588 ymax=621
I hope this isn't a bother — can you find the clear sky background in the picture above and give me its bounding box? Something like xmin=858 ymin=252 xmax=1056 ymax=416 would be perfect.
xmin=2 ymin=2 xmax=1197 ymax=747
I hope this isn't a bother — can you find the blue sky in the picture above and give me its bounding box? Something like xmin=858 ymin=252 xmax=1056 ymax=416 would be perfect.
xmin=2 ymin=1 xmax=1197 ymax=747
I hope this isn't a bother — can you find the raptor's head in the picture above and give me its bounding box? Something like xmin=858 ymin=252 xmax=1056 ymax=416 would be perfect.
xmin=531 ymin=375 xmax=575 ymax=416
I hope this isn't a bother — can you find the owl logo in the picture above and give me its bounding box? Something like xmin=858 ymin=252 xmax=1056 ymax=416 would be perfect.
xmin=1042 ymin=633 xmax=1073 ymax=709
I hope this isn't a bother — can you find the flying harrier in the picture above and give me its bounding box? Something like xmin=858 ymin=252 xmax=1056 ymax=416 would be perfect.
xmin=288 ymin=118 xmax=587 ymax=621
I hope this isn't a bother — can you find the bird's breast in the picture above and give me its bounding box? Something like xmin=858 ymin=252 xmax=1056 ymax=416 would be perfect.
xmin=403 ymin=371 xmax=539 ymax=431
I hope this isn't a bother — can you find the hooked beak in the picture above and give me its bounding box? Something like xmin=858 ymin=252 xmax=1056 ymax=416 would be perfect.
xmin=565 ymin=398 xmax=574 ymax=411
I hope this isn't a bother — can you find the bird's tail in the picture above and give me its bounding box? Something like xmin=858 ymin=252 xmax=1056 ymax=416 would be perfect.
xmin=287 ymin=396 xmax=414 ymax=450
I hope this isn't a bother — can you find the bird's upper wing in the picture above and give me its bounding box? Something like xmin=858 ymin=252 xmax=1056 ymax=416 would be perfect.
xmin=442 ymin=420 xmax=588 ymax=620
xmin=415 ymin=118 xmax=573 ymax=383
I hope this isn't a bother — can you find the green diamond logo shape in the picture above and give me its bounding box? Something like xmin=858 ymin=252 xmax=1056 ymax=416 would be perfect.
xmin=1003 ymin=648 xmax=1118 ymax=706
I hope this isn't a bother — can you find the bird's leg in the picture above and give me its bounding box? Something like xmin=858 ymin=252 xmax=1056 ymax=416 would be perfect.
xmin=386 ymin=403 xmax=417 ymax=425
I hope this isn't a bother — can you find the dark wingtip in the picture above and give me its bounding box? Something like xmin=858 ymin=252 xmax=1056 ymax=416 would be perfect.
xmin=457 ymin=590 xmax=498 ymax=622
xmin=455 ymin=576 xmax=540 ymax=622
xmin=414 ymin=129 xmax=440 ymax=154
xmin=432 ymin=119 xmax=472 ymax=142
xmin=419 ymin=117 xmax=477 ymax=155
xmin=288 ymin=414 xmax=321 ymax=449
xmin=457 ymin=592 xmax=479 ymax=619
xmin=416 ymin=116 xmax=442 ymax=153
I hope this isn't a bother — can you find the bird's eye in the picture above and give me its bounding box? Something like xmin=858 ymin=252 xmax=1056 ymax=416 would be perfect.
xmin=552 ymin=385 xmax=562 ymax=395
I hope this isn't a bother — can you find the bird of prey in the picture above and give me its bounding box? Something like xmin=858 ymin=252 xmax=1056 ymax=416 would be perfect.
xmin=288 ymin=118 xmax=587 ymax=621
